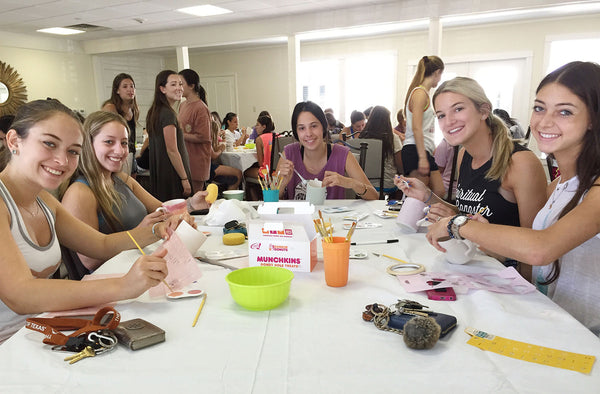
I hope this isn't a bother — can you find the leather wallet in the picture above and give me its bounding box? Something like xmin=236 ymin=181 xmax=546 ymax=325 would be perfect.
xmin=113 ymin=318 xmax=165 ymax=350
xmin=388 ymin=311 xmax=457 ymax=338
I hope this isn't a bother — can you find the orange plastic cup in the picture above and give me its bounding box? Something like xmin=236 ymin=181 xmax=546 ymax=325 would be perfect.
xmin=322 ymin=236 xmax=350 ymax=287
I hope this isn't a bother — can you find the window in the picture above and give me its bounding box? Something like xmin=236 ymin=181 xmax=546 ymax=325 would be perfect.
xmin=299 ymin=51 xmax=397 ymax=125
xmin=547 ymin=37 xmax=600 ymax=73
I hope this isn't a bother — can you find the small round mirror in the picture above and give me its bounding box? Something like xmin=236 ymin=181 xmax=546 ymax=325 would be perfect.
xmin=0 ymin=82 xmax=9 ymax=104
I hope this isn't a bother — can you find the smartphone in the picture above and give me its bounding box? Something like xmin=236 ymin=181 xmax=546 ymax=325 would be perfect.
xmin=426 ymin=287 xmax=456 ymax=301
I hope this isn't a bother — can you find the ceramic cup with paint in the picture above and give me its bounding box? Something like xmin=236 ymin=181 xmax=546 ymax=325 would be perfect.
xmin=162 ymin=199 xmax=187 ymax=215
xmin=438 ymin=237 xmax=478 ymax=264
xmin=396 ymin=197 xmax=427 ymax=233
xmin=306 ymin=179 xmax=327 ymax=206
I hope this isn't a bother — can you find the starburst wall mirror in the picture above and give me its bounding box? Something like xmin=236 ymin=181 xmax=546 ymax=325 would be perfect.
xmin=0 ymin=61 xmax=28 ymax=116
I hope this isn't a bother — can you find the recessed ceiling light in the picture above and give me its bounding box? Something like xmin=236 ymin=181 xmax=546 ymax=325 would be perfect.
xmin=37 ymin=27 xmax=85 ymax=35
xmin=177 ymin=5 xmax=232 ymax=17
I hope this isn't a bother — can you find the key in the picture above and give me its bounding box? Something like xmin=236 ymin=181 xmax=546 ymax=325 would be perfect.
xmin=64 ymin=346 xmax=96 ymax=364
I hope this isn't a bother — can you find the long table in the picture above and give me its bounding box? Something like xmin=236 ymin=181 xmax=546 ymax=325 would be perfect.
xmin=0 ymin=200 xmax=598 ymax=393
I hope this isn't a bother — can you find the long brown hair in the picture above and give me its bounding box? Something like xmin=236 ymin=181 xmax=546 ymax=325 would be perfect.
xmin=404 ymin=55 xmax=444 ymax=109
xmin=536 ymin=61 xmax=600 ymax=285
xmin=62 ymin=111 xmax=130 ymax=231
xmin=146 ymin=70 xmax=178 ymax=136
xmin=102 ymin=73 xmax=139 ymax=122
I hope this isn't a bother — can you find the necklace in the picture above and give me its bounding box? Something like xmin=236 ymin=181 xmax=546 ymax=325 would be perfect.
xmin=18 ymin=201 xmax=40 ymax=217
xmin=548 ymin=177 xmax=568 ymax=209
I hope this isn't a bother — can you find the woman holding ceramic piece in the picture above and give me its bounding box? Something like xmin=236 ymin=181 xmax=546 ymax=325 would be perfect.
xmin=61 ymin=111 xmax=210 ymax=271
xmin=0 ymin=99 xmax=180 ymax=343
xmin=426 ymin=62 xmax=600 ymax=335
xmin=395 ymin=76 xmax=547 ymax=230
xmin=277 ymin=101 xmax=377 ymax=200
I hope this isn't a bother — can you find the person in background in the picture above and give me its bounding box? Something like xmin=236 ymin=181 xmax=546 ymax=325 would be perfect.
xmin=0 ymin=115 xmax=14 ymax=148
xmin=340 ymin=110 xmax=366 ymax=140
xmin=248 ymin=110 xmax=271 ymax=141
xmin=208 ymin=119 xmax=242 ymax=190
xmin=244 ymin=114 xmax=276 ymax=200
xmin=425 ymin=62 xmax=600 ymax=335
xmin=0 ymin=99 xmax=178 ymax=343
xmin=325 ymin=112 xmax=342 ymax=135
xmin=0 ymin=115 xmax=15 ymax=171
xmin=101 ymin=73 xmax=139 ymax=176
xmin=61 ymin=111 xmax=209 ymax=272
xmin=434 ymin=138 xmax=457 ymax=200
xmin=277 ymin=101 xmax=378 ymax=200
xmin=222 ymin=112 xmax=247 ymax=146
xmin=178 ymin=69 xmax=212 ymax=192
xmin=211 ymin=111 xmax=222 ymax=126
xmin=324 ymin=108 xmax=345 ymax=130
xmin=394 ymin=108 xmax=406 ymax=142
xmin=396 ymin=76 xmax=547 ymax=276
xmin=146 ymin=70 xmax=192 ymax=200
xmin=363 ymin=106 xmax=373 ymax=120
xmin=401 ymin=55 xmax=446 ymax=198
xmin=493 ymin=108 xmax=526 ymax=139
xmin=359 ymin=105 xmax=403 ymax=197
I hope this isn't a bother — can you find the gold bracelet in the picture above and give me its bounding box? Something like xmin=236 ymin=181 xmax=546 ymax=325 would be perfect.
xmin=356 ymin=183 xmax=368 ymax=197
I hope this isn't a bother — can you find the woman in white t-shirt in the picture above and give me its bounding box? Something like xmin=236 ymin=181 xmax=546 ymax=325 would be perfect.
xmin=425 ymin=61 xmax=600 ymax=335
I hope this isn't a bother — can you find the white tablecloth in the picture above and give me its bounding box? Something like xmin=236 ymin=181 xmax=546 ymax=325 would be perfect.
xmin=220 ymin=148 xmax=258 ymax=172
xmin=0 ymin=200 xmax=598 ymax=393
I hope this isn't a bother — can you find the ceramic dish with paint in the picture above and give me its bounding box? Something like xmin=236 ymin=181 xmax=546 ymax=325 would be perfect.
xmin=201 ymin=249 xmax=248 ymax=260
xmin=349 ymin=249 xmax=368 ymax=259
xmin=167 ymin=282 xmax=205 ymax=300
xmin=343 ymin=222 xmax=382 ymax=230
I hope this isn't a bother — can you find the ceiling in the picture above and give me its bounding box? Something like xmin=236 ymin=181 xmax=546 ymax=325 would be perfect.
xmin=1 ymin=0 xmax=599 ymax=47
xmin=0 ymin=0 xmax=396 ymax=41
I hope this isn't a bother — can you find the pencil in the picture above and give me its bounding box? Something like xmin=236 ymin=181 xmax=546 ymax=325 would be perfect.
xmin=192 ymin=293 xmax=207 ymax=327
xmin=126 ymin=231 xmax=174 ymax=293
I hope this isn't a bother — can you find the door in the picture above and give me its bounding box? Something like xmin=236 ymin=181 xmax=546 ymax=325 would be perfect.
xmin=201 ymin=74 xmax=237 ymax=120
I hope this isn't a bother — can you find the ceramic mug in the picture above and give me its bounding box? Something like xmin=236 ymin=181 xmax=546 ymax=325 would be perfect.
xmin=306 ymin=179 xmax=327 ymax=206
xmin=439 ymin=237 xmax=478 ymax=264
xmin=162 ymin=199 xmax=187 ymax=215
xmin=396 ymin=197 xmax=427 ymax=233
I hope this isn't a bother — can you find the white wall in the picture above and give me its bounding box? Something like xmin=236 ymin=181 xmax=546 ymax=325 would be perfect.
xmin=162 ymin=14 xmax=600 ymax=143
xmin=0 ymin=33 xmax=97 ymax=114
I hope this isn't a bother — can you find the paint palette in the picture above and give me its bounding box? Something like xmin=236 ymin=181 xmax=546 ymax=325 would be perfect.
xmin=343 ymin=222 xmax=382 ymax=230
xmin=167 ymin=282 xmax=205 ymax=300
xmin=349 ymin=249 xmax=368 ymax=259
xmin=343 ymin=211 xmax=369 ymax=221
xmin=373 ymin=210 xmax=398 ymax=219
xmin=201 ymin=249 xmax=248 ymax=260
xmin=321 ymin=206 xmax=352 ymax=214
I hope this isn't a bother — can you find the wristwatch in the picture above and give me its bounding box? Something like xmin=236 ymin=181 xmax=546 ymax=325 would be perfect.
xmin=448 ymin=215 xmax=469 ymax=240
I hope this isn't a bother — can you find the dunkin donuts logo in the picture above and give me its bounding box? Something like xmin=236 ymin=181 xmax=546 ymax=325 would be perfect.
xmin=261 ymin=228 xmax=293 ymax=237
xmin=269 ymin=244 xmax=288 ymax=252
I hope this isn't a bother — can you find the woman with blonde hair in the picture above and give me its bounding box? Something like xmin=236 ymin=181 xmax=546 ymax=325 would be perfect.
xmin=401 ymin=55 xmax=445 ymax=197
xmin=207 ymin=119 xmax=242 ymax=190
xmin=396 ymin=77 xmax=547 ymax=268
xmin=61 ymin=111 xmax=209 ymax=271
